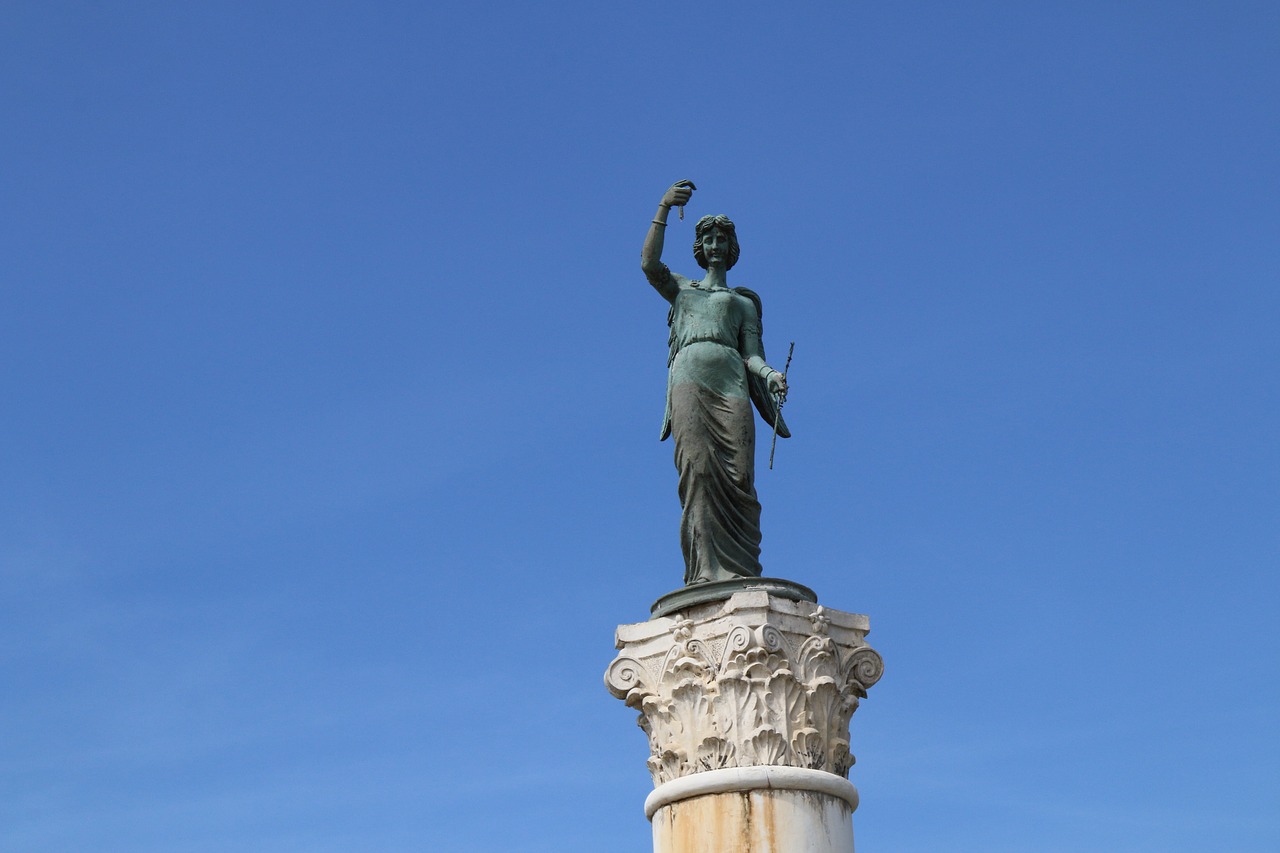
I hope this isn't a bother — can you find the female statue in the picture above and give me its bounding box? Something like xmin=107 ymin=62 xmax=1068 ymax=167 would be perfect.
xmin=641 ymin=180 xmax=790 ymax=585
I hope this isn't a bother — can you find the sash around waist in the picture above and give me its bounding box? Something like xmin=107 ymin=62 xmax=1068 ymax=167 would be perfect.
xmin=668 ymin=336 xmax=738 ymax=367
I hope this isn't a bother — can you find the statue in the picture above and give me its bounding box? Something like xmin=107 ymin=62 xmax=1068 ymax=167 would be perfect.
xmin=641 ymin=180 xmax=791 ymax=586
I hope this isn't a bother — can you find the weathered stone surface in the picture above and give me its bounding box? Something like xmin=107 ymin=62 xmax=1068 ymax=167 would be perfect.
xmin=651 ymin=786 xmax=857 ymax=853
xmin=605 ymin=591 xmax=883 ymax=787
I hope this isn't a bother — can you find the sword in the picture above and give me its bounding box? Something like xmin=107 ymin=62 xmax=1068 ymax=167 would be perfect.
xmin=768 ymin=341 xmax=795 ymax=470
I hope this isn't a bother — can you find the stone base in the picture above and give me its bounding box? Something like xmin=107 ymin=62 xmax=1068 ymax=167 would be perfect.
xmin=650 ymin=577 xmax=817 ymax=619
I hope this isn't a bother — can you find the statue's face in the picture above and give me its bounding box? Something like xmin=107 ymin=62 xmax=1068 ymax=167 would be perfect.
xmin=700 ymin=227 xmax=731 ymax=267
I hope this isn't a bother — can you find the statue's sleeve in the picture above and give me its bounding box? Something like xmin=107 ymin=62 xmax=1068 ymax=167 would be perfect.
xmin=645 ymin=262 xmax=680 ymax=302
xmin=734 ymin=287 xmax=790 ymax=438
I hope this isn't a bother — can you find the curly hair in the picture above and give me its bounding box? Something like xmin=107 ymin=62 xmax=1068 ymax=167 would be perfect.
xmin=692 ymin=214 xmax=740 ymax=270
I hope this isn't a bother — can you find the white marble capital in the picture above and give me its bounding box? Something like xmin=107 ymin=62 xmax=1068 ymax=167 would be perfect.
xmin=605 ymin=590 xmax=883 ymax=787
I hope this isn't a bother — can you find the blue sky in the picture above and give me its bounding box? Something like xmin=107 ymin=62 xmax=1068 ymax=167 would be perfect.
xmin=2 ymin=2 xmax=1277 ymax=851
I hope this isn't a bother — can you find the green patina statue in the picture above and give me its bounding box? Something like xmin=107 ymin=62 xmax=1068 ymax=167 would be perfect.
xmin=641 ymin=180 xmax=791 ymax=586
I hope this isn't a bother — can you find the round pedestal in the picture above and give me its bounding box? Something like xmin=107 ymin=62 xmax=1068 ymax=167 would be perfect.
xmin=650 ymin=577 xmax=817 ymax=618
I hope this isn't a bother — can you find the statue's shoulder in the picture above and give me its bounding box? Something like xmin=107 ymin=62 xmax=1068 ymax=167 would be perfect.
xmin=732 ymin=286 xmax=764 ymax=319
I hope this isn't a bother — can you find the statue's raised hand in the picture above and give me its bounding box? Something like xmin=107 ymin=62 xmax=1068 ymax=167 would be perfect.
xmin=661 ymin=180 xmax=697 ymax=210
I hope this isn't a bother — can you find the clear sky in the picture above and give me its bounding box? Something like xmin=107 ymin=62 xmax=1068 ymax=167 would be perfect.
xmin=2 ymin=3 xmax=1277 ymax=851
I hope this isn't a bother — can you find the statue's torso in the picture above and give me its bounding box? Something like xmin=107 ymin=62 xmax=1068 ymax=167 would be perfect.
xmin=669 ymin=285 xmax=750 ymax=400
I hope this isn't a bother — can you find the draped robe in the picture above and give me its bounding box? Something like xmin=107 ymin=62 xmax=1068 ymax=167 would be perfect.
xmin=650 ymin=271 xmax=788 ymax=584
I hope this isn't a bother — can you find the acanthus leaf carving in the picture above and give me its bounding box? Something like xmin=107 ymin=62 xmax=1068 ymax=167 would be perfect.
xmin=606 ymin=596 xmax=883 ymax=785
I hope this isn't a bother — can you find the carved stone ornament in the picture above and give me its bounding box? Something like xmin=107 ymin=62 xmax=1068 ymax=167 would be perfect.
xmin=605 ymin=591 xmax=883 ymax=786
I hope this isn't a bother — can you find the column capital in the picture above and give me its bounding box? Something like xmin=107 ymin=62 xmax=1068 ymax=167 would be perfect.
xmin=605 ymin=591 xmax=883 ymax=787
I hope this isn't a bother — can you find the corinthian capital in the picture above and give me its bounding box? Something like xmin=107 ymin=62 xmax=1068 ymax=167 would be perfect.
xmin=605 ymin=591 xmax=883 ymax=786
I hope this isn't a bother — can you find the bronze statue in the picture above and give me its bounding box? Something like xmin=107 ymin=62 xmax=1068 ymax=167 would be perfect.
xmin=641 ymin=180 xmax=790 ymax=585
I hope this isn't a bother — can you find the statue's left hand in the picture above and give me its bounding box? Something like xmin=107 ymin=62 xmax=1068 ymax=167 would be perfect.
xmin=768 ymin=371 xmax=788 ymax=400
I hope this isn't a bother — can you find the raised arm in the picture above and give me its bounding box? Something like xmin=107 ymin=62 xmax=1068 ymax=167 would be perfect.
xmin=641 ymin=180 xmax=696 ymax=302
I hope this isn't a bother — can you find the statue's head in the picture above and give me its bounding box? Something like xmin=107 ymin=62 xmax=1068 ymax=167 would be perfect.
xmin=692 ymin=214 xmax=740 ymax=270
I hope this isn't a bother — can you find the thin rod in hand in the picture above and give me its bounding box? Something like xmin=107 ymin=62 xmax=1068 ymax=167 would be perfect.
xmin=769 ymin=341 xmax=795 ymax=470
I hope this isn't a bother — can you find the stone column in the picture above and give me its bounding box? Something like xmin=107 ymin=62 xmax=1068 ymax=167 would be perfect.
xmin=605 ymin=590 xmax=883 ymax=853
